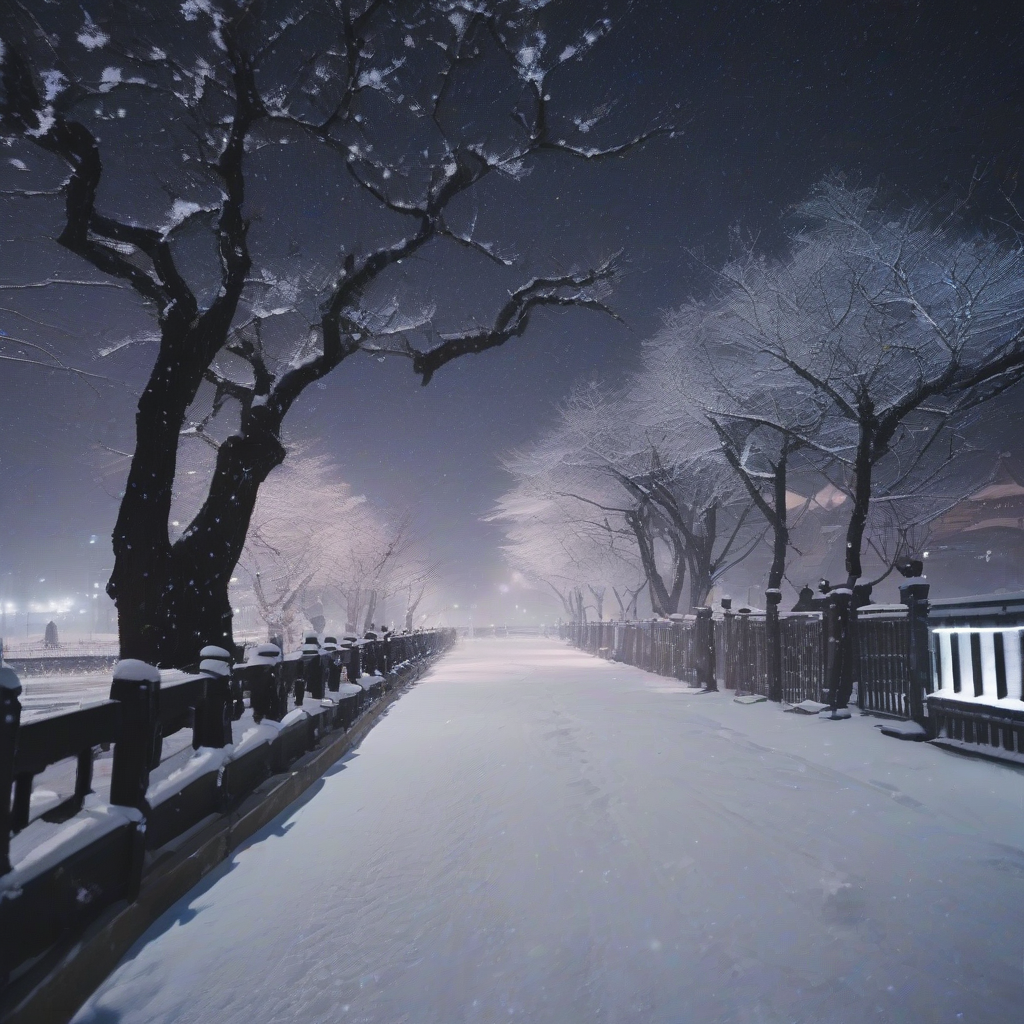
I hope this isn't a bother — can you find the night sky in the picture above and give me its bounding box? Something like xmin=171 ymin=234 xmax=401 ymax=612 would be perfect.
xmin=2 ymin=0 xmax=1023 ymax=626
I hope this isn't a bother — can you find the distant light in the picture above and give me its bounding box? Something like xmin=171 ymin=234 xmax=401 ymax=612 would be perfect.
xmin=453 ymin=604 xmax=459 ymax=609
xmin=171 ymin=521 xmax=180 ymax=527
xmin=38 ymin=578 xmax=45 ymax=583
xmin=230 ymin=577 xmax=238 ymax=583
xmin=94 ymin=583 xmax=100 ymax=589
xmin=922 ymin=551 xmax=929 ymax=559
xmin=89 ymin=535 xmax=97 ymax=545
xmin=234 ymin=607 xmax=241 ymax=613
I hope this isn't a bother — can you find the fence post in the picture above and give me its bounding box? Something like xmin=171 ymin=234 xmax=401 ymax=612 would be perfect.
xmin=766 ymin=593 xmax=783 ymax=703
xmin=0 ymin=666 xmax=22 ymax=876
xmin=825 ymin=589 xmax=855 ymax=713
xmin=734 ymin=609 xmax=750 ymax=693
xmin=900 ymin=572 xmax=931 ymax=726
xmin=109 ymin=660 xmax=161 ymax=811
xmin=721 ymin=599 xmax=734 ymax=689
xmin=196 ymin=659 xmax=233 ymax=747
xmin=695 ymin=607 xmax=717 ymax=691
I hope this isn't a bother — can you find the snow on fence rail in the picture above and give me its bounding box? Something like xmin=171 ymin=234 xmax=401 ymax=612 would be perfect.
xmin=0 ymin=628 xmax=456 ymax=997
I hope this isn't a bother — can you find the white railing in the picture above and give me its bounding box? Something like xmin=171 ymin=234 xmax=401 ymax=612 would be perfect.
xmin=931 ymin=627 xmax=1024 ymax=707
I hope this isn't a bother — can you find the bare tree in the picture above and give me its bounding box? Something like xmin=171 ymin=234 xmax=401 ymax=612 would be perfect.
xmin=713 ymin=179 xmax=1024 ymax=709
xmin=551 ymin=383 xmax=761 ymax=615
xmin=236 ymin=452 xmax=395 ymax=645
xmin=326 ymin=510 xmax=416 ymax=633
xmin=492 ymin=453 xmax=645 ymax=625
xmin=0 ymin=0 xmax=668 ymax=665
xmin=401 ymin=556 xmax=445 ymax=631
xmin=636 ymin=300 xmax=824 ymax=698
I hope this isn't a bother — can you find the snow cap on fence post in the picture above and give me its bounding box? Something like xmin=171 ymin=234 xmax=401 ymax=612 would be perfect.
xmin=200 ymin=645 xmax=232 ymax=664
xmin=249 ymin=643 xmax=282 ymax=665
xmin=200 ymin=644 xmax=242 ymax=720
xmin=112 ymin=659 xmax=160 ymax=684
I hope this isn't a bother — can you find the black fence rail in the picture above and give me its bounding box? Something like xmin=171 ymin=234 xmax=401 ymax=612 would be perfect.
xmin=779 ymin=614 xmax=825 ymax=704
xmin=0 ymin=628 xmax=455 ymax=993
xmin=567 ymin=610 xmax=717 ymax=689
xmin=856 ymin=607 xmax=911 ymax=717
xmin=562 ymin=591 xmax=924 ymax=713
xmin=562 ymin=586 xmax=1024 ymax=768
xmin=723 ymin=612 xmax=769 ymax=696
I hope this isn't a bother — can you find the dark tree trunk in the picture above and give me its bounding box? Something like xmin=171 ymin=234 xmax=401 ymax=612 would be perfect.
xmin=764 ymin=451 xmax=790 ymax=703
xmin=405 ymin=583 xmax=426 ymax=632
xmin=572 ymin=587 xmax=587 ymax=627
xmin=107 ymin=344 xmax=196 ymax=666
xmin=363 ymin=590 xmax=378 ymax=632
xmin=627 ymin=504 xmax=686 ymax=616
xmin=827 ymin=413 xmax=875 ymax=710
xmin=109 ymin=395 xmax=285 ymax=667
xmin=346 ymin=589 xmax=361 ymax=634
xmin=687 ymin=505 xmax=716 ymax=611
xmin=714 ymin=425 xmax=797 ymax=704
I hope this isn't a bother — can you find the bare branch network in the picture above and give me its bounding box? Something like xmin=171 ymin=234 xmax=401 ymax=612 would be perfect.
xmin=0 ymin=0 xmax=670 ymax=663
xmin=494 ymin=179 xmax=1024 ymax=623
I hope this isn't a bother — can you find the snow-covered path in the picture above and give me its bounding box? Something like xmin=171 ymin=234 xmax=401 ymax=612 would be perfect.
xmin=74 ymin=639 xmax=1024 ymax=1024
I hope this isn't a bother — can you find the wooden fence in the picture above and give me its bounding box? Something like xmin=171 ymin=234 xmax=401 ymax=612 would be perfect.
xmin=563 ymin=601 xmax=918 ymax=712
xmin=563 ymin=588 xmax=1024 ymax=769
xmin=0 ymin=628 xmax=455 ymax=994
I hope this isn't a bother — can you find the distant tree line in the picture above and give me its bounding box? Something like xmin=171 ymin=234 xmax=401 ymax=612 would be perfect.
xmin=236 ymin=450 xmax=440 ymax=645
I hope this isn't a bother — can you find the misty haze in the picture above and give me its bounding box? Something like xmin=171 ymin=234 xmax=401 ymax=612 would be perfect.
xmin=1 ymin=2 xmax=1024 ymax=1023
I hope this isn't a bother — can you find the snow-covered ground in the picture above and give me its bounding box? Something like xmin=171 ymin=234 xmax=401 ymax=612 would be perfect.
xmin=72 ymin=638 xmax=1024 ymax=1024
